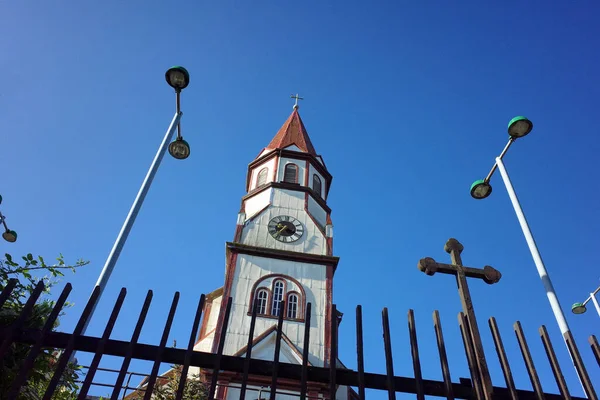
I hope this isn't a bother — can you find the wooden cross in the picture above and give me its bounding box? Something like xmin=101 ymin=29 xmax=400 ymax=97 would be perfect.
xmin=418 ymin=238 xmax=502 ymax=400
xmin=291 ymin=93 xmax=304 ymax=109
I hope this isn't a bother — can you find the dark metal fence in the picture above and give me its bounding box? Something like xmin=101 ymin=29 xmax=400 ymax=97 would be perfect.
xmin=1 ymin=279 xmax=599 ymax=400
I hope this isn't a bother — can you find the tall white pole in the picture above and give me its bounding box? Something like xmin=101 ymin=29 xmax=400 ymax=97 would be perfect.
xmin=495 ymin=157 xmax=595 ymax=398
xmin=80 ymin=111 xmax=183 ymax=336
xmin=591 ymin=292 xmax=600 ymax=318
xmin=495 ymin=157 xmax=570 ymax=334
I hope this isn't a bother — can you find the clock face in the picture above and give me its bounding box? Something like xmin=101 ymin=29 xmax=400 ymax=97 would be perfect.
xmin=268 ymin=215 xmax=304 ymax=242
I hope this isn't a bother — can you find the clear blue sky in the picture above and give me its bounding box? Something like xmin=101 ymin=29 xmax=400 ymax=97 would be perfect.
xmin=2 ymin=1 xmax=599 ymax=397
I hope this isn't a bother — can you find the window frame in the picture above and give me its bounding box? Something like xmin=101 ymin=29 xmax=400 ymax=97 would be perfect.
xmin=286 ymin=292 xmax=300 ymax=319
xmin=270 ymin=279 xmax=286 ymax=317
xmin=312 ymin=174 xmax=322 ymax=197
xmin=283 ymin=163 xmax=299 ymax=184
xmin=255 ymin=167 xmax=269 ymax=188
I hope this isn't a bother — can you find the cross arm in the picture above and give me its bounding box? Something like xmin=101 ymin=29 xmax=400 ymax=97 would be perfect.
xmin=418 ymin=257 xmax=502 ymax=284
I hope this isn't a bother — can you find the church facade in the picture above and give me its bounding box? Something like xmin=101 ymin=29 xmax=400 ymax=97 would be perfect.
xmin=191 ymin=105 xmax=355 ymax=400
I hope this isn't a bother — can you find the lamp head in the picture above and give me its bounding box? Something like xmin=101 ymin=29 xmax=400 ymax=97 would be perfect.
xmin=2 ymin=229 xmax=17 ymax=243
xmin=470 ymin=179 xmax=493 ymax=200
xmin=165 ymin=66 xmax=190 ymax=91
xmin=169 ymin=138 xmax=190 ymax=160
xmin=508 ymin=116 xmax=533 ymax=138
xmin=571 ymin=302 xmax=587 ymax=314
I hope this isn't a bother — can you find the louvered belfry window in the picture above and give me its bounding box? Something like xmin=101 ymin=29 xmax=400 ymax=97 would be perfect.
xmin=256 ymin=167 xmax=268 ymax=188
xmin=312 ymin=174 xmax=322 ymax=197
xmin=283 ymin=163 xmax=298 ymax=183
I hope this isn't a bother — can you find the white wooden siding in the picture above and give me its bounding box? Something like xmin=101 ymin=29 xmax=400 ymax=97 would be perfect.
xmin=223 ymin=254 xmax=327 ymax=367
xmin=244 ymin=188 xmax=272 ymax=221
xmin=276 ymin=157 xmax=306 ymax=185
xmin=249 ymin=157 xmax=277 ymax=191
xmin=240 ymin=189 xmax=326 ymax=255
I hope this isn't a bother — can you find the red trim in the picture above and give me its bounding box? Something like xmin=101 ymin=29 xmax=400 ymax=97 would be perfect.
xmin=323 ymin=264 xmax=334 ymax=366
xmin=304 ymin=159 xmax=310 ymax=186
xmin=234 ymin=223 xmax=244 ymax=242
xmin=273 ymin=155 xmax=280 ymax=182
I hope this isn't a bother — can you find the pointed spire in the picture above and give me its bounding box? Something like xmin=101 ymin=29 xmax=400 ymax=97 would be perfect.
xmin=266 ymin=107 xmax=317 ymax=156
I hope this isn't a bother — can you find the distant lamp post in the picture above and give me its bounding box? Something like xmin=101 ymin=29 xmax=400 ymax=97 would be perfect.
xmin=470 ymin=116 xmax=596 ymax=398
xmin=166 ymin=66 xmax=190 ymax=159
xmin=165 ymin=66 xmax=190 ymax=91
xmin=572 ymin=284 xmax=600 ymax=318
xmin=470 ymin=179 xmax=492 ymax=200
xmin=0 ymin=195 xmax=17 ymax=243
xmin=80 ymin=66 xmax=192 ymax=336
xmin=571 ymin=302 xmax=587 ymax=315
xmin=507 ymin=116 xmax=533 ymax=138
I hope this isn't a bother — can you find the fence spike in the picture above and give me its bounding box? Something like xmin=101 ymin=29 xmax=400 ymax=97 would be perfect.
xmin=539 ymin=325 xmax=571 ymax=400
xmin=488 ymin=317 xmax=518 ymax=400
xmin=175 ymin=293 xmax=206 ymax=400
xmin=433 ymin=310 xmax=454 ymax=400
xmin=143 ymin=291 xmax=180 ymax=400
xmin=514 ymin=321 xmax=544 ymax=400
xmin=382 ymin=307 xmax=396 ymax=400
xmin=299 ymin=302 xmax=312 ymax=400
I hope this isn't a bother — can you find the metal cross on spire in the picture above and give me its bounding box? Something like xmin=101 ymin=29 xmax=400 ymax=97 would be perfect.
xmin=291 ymin=93 xmax=304 ymax=110
xmin=418 ymin=238 xmax=502 ymax=400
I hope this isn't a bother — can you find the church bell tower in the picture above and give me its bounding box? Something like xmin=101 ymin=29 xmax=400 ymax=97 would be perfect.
xmin=193 ymin=101 xmax=347 ymax=399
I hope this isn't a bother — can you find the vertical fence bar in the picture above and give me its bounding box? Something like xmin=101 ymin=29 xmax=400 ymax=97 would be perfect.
xmin=143 ymin=291 xmax=180 ymax=400
xmin=433 ymin=310 xmax=454 ymax=400
xmin=240 ymin=301 xmax=258 ymax=400
xmin=356 ymin=305 xmax=366 ymax=400
xmin=0 ymin=278 xmax=18 ymax=309
xmin=382 ymin=307 xmax=396 ymax=400
xmin=8 ymin=283 xmax=72 ymax=399
xmin=300 ymin=302 xmax=312 ymax=400
xmin=488 ymin=318 xmax=518 ymax=400
xmin=539 ymin=325 xmax=570 ymax=400
xmin=563 ymin=330 xmax=597 ymax=400
xmin=78 ymin=288 xmax=127 ymax=399
xmin=111 ymin=290 xmax=153 ymax=400
xmin=408 ymin=309 xmax=424 ymax=400
xmin=43 ymin=286 xmax=102 ymax=400
xmin=0 ymin=280 xmax=45 ymax=357
xmin=458 ymin=312 xmax=483 ymax=400
xmin=175 ymin=293 xmax=206 ymax=400
xmin=590 ymin=335 xmax=600 ymax=367
xmin=330 ymin=304 xmax=338 ymax=400
xmin=514 ymin=321 xmax=544 ymax=400
xmin=208 ymin=297 xmax=232 ymax=400
xmin=271 ymin=301 xmax=286 ymax=400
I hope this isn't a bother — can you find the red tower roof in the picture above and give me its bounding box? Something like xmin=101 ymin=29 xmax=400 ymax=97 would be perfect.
xmin=266 ymin=108 xmax=317 ymax=156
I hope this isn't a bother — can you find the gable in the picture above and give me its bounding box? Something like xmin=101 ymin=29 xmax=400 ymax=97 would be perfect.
xmin=233 ymin=325 xmax=309 ymax=365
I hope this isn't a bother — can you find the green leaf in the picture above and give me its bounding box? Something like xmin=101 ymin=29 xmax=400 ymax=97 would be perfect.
xmin=5 ymin=253 xmax=12 ymax=262
xmin=27 ymin=253 xmax=34 ymax=261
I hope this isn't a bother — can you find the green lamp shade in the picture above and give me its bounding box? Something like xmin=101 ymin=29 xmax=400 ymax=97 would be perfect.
xmin=571 ymin=302 xmax=587 ymax=314
xmin=508 ymin=116 xmax=533 ymax=138
xmin=470 ymin=179 xmax=492 ymax=200
xmin=2 ymin=229 xmax=17 ymax=243
xmin=165 ymin=66 xmax=190 ymax=90
xmin=169 ymin=138 xmax=190 ymax=160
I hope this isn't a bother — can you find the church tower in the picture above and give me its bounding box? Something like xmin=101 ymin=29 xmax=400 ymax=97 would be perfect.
xmin=193 ymin=102 xmax=351 ymax=399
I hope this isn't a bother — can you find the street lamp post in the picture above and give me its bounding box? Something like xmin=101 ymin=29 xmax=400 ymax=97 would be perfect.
xmin=80 ymin=66 xmax=191 ymax=336
xmin=0 ymin=195 xmax=18 ymax=243
xmin=470 ymin=117 xmax=596 ymax=399
xmin=572 ymin=284 xmax=600 ymax=318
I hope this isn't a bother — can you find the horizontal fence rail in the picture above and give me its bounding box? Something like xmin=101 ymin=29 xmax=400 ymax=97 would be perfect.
xmin=1 ymin=279 xmax=598 ymax=400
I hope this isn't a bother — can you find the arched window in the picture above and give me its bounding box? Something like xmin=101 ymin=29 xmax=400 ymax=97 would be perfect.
xmin=271 ymin=280 xmax=285 ymax=316
xmin=256 ymin=167 xmax=268 ymax=188
xmin=312 ymin=174 xmax=322 ymax=197
xmin=287 ymin=293 xmax=299 ymax=319
xmin=255 ymin=289 xmax=268 ymax=315
xmin=283 ymin=163 xmax=298 ymax=184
